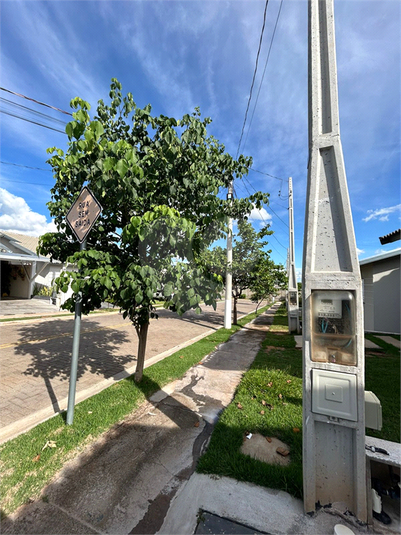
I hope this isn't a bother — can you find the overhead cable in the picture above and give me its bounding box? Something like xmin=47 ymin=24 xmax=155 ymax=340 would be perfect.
xmin=0 ymin=161 xmax=52 ymax=172
xmin=0 ymin=96 xmax=68 ymax=126
xmin=0 ymin=109 xmax=66 ymax=134
xmin=249 ymin=167 xmax=285 ymax=181
xmin=0 ymin=87 xmax=72 ymax=116
xmin=242 ymin=175 xmax=289 ymax=228
xmin=243 ymin=0 xmax=284 ymax=152
xmin=2 ymin=178 xmax=52 ymax=186
xmin=236 ymin=0 xmax=270 ymax=159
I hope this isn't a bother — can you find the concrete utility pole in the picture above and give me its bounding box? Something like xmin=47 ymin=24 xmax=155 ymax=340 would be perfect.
xmin=224 ymin=182 xmax=233 ymax=329
xmin=302 ymin=0 xmax=367 ymax=523
xmin=287 ymin=177 xmax=299 ymax=333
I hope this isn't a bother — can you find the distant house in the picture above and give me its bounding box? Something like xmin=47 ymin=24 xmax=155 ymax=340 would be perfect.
xmin=0 ymin=231 xmax=63 ymax=300
xmin=359 ymin=248 xmax=401 ymax=334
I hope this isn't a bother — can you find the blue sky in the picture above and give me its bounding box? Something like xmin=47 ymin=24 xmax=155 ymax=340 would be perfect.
xmin=0 ymin=0 xmax=400 ymax=276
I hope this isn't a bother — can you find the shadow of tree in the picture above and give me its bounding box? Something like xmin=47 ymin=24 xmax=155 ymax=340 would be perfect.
xmin=14 ymin=318 xmax=135 ymax=413
xmin=158 ymin=300 xmax=266 ymax=331
xmin=0 ymin=375 xmax=209 ymax=534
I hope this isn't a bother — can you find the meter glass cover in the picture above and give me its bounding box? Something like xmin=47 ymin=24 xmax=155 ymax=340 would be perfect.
xmin=311 ymin=290 xmax=356 ymax=366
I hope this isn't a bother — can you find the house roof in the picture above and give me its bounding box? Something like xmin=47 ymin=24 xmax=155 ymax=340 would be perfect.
xmin=359 ymin=247 xmax=401 ymax=266
xmin=0 ymin=232 xmax=40 ymax=255
xmin=0 ymin=231 xmax=50 ymax=262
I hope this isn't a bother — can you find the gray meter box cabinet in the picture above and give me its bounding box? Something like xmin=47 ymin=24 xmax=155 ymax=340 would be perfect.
xmin=364 ymin=391 xmax=382 ymax=431
xmin=312 ymin=369 xmax=357 ymax=421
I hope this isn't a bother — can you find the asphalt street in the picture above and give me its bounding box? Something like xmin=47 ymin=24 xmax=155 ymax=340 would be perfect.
xmin=0 ymin=299 xmax=266 ymax=443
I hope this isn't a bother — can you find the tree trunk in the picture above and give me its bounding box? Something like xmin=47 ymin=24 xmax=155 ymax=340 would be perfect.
xmin=233 ymin=296 xmax=238 ymax=325
xmin=135 ymin=321 xmax=149 ymax=382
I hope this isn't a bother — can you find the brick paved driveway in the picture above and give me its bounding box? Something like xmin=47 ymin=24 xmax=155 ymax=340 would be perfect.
xmin=0 ymin=299 xmax=265 ymax=442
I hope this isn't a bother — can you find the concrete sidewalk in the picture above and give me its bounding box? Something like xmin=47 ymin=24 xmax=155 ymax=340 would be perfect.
xmin=0 ymin=299 xmax=266 ymax=443
xmin=1 ymin=305 xmax=377 ymax=535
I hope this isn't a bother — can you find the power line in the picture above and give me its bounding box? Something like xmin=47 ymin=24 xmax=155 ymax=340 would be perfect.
xmin=249 ymin=167 xmax=285 ymax=180
xmin=0 ymin=109 xmax=66 ymax=134
xmin=0 ymin=96 xmax=68 ymax=126
xmin=236 ymin=0 xmax=269 ymax=158
xmin=0 ymin=161 xmax=52 ymax=172
xmin=230 ymin=177 xmax=287 ymax=260
xmin=242 ymin=174 xmax=289 ymax=229
xmin=0 ymin=87 xmax=72 ymax=116
xmin=243 ymin=0 xmax=284 ymax=152
xmin=237 ymin=176 xmax=253 ymax=197
xmin=2 ymin=178 xmax=52 ymax=187
xmin=248 ymin=168 xmax=291 ymax=208
xmin=240 ymin=176 xmax=288 ymax=247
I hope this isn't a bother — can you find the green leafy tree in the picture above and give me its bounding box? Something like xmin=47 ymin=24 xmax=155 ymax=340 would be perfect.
xmin=205 ymin=219 xmax=276 ymax=324
xmin=249 ymin=257 xmax=287 ymax=313
xmin=38 ymin=79 xmax=268 ymax=382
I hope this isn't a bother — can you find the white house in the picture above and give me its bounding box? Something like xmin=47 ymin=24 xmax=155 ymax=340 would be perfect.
xmin=360 ymin=248 xmax=401 ymax=334
xmin=0 ymin=231 xmax=64 ymax=300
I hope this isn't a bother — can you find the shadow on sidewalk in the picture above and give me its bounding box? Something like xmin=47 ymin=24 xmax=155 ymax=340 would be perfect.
xmin=1 ymin=374 xmax=209 ymax=534
xmin=14 ymin=319 xmax=135 ymax=413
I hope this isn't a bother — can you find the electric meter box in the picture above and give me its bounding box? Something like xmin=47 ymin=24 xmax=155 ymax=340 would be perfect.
xmin=311 ymin=290 xmax=357 ymax=366
xmin=364 ymin=391 xmax=382 ymax=431
xmin=289 ymin=291 xmax=298 ymax=306
xmin=312 ymin=369 xmax=357 ymax=421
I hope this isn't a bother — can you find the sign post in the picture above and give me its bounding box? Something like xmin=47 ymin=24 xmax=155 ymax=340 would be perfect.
xmin=65 ymin=186 xmax=102 ymax=425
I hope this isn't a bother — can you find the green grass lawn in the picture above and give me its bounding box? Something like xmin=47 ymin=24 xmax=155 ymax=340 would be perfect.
xmin=197 ymin=304 xmax=400 ymax=499
xmin=197 ymin=303 xmax=304 ymax=498
xmin=365 ymin=333 xmax=400 ymax=442
xmin=0 ymin=303 xmax=270 ymax=517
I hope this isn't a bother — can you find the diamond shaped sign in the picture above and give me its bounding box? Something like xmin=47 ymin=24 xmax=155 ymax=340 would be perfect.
xmin=66 ymin=186 xmax=102 ymax=243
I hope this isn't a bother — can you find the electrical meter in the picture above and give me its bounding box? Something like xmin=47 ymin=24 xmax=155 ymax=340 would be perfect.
xmin=311 ymin=290 xmax=356 ymax=366
xmin=289 ymin=291 xmax=298 ymax=306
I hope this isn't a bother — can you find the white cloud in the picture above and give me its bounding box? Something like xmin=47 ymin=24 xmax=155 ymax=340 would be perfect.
xmin=0 ymin=188 xmax=56 ymax=236
xmin=248 ymin=206 xmax=272 ymax=224
xmin=357 ymin=248 xmax=365 ymax=256
xmin=374 ymin=247 xmax=401 ymax=256
xmin=363 ymin=204 xmax=401 ymax=222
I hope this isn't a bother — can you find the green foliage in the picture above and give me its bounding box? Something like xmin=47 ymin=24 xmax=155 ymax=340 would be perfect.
xmin=249 ymin=257 xmax=287 ymax=304
xmin=365 ymin=334 xmax=400 ymax=442
xmin=32 ymin=284 xmax=52 ymax=297
xmin=203 ymin=220 xmax=286 ymax=320
xmin=38 ymin=79 xmax=269 ymax=339
xmin=205 ymin=220 xmax=269 ymax=297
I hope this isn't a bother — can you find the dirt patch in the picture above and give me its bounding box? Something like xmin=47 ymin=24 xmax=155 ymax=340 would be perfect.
xmin=240 ymin=433 xmax=291 ymax=466
xmin=265 ymin=346 xmax=286 ymax=352
xmin=365 ymin=351 xmax=387 ymax=358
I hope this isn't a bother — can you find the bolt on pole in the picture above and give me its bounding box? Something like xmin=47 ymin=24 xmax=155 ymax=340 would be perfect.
xmin=66 ymin=238 xmax=87 ymax=425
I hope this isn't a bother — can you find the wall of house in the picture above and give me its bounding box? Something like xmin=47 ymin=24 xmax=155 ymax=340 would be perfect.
xmin=361 ymin=264 xmax=374 ymax=331
xmin=373 ymin=256 xmax=400 ymax=333
xmin=8 ymin=264 xmax=31 ymax=298
xmin=361 ymin=255 xmax=400 ymax=334
xmin=35 ymin=263 xmax=63 ymax=287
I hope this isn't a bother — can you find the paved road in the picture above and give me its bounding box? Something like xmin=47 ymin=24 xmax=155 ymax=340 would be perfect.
xmin=0 ymin=299 xmax=267 ymax=443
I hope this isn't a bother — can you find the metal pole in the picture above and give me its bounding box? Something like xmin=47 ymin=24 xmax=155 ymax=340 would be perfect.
xmin=66 ymin=239 xmax=87 ymax=425
xmin=224 ymin=182 xmax=233 ymax=329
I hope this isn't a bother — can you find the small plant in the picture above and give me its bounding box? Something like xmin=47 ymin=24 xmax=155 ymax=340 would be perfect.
xmin=32 ymin=284 xmax=53 ymax=297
